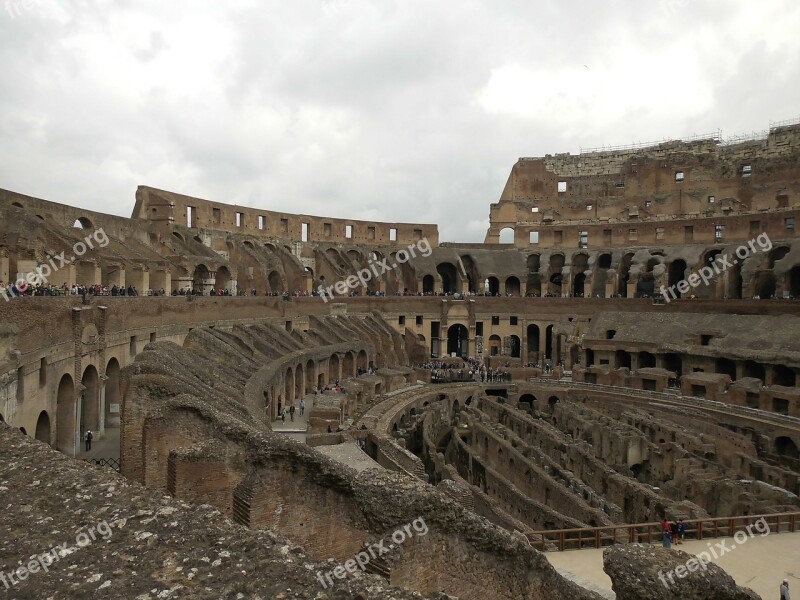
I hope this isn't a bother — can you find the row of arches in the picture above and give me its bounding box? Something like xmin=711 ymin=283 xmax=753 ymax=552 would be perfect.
xmin=443 ymin=323 xmax=556 ymax=361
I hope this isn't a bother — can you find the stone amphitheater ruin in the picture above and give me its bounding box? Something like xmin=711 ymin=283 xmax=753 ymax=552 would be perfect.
xmin=1 ymin=121 xmax=799 ymax=599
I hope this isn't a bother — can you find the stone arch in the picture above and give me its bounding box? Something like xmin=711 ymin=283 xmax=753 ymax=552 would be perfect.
xmin=329 ymin=354 xmax=340 ymax=381
xmin=572 ymin=254 xmax=589 ymax=297
xmin=664 ymin=353 xmax=682 ymax=378
xmin=499 ymin=227 xmax=515 ymax=244
xmin=422 ymin=274 xmax=435 ymax=294
xmin=306 ymin=359 xmax=316 ymax=391
xmin=73 ymin=216 xmax=94 ymax=229
xmin=548 ymin=254 xmax=565 ymax=295
xmin=356 ymin=350 xmax=368 ymax=371
xmin=616 ymin=350 xmax=632 ymax=369
xmin=35 ymin=410 xmax=51 ymax=445
xmin=173 ymin=231 xmax=185 ymax=242
xmin=295 ymin=363 xmax=304 ymax=400
xmin=505 ymin=276 xmax=521 ymax=296
xmin=105 ymin=358 xmax=121 ymax=428
xmin=715 ymin=358 xmax=737 ymax=381
xmin=773 ymin=365 xmax=795 ymax=387
xmin=193 ymin=264 xmax=211 ymax=293
xmin=509 ymin=335 xmax=521 ymax=358
xmin=526 ymin=254 xmax=542 ymax=295
xmin=436 ymin=262 xmax=459 ymax=294
xmin=80 ymin=365 xmax=100 ymax=439
xmin=518 ymin=394 xmax=536 ymax=412
xmin=754 ymin=271 xmax=776 ymax=298
xmin=788 ymin=265 xmax=800 ymax=297
xmin=767 ymin=246 xmax=791 ymax=269
xmin=486 ymin=276 xmax=500 ymax=296
xmin=56 ymin=373 xmax=75 ymax=455
xmin=447 ymin=324 xmax=469 ymax=357
xmin=488 ymin=334 xmax=502 ymax=357
xmin=775 ymin=436 xmax=799 ymax=458
xmin=545 ymin=325 xmax=554 ymax=360
xmin=284 ymin=367 xmax=294 ymax=405
xmin=743 ymin=360 xmax=765 ymax=382
xmin=618 ymin=253 xmax=634 ymax=297
xmin=527 ymin=324 xmax=540 ymax=362
xmin=342 ymin=352 xmax=355 ymax=378
xmin=216 ymin=266 xmax=232 ymax=293
xmin=668 ymin=260 xmax=687 ymax=297
xmin=638 ymin=352 xmax=656 ymax=369
xmin=268 ymin=271 xmax=284 ymax=293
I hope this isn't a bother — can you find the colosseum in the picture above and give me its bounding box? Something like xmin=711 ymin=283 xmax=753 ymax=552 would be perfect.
xmin=1 ymin=121 xmax=799 ymax=600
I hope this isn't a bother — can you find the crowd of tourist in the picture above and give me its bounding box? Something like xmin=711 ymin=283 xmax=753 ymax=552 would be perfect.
xmin=417 ymin=359 xmax=513 ymax=383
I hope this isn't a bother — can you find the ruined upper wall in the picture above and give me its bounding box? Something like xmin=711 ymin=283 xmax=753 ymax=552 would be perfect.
xmin=487 ymin=121 xmax=800 ymax=247
xmin=133 ymin=186 xmax=439 ymax=246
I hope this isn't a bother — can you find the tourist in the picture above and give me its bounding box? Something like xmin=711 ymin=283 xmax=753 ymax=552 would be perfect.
xmin=85 ymin=430 xmax=93 ymax=452
xmin=677 ymin=519 xmax=686 ymax=544
xmin=660 ymin=518 xmax=671 ymax=548
xmin=670 ymin=520 xmax=679 ymax=545
xmin=781 ymin=579 xmax=790 ymax=600
xmin=281 ymin=408 xmax=286 ymax=423
xmin=289 ymin=404 xmax=295 ymax=422
xmin=299 ymin=398 xmax=305 ymax=416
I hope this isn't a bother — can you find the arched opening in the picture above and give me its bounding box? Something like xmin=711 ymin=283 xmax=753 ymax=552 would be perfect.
xmin=518 ymin=394 xmax=536 ymax=412
xmin=486 ymin=277 xmax=500 ymax=296
xmin=527 ymin=254 xmax=541 ymax=295
xmin=754 ymin=271 xmax=776 ymax=299
xmin=767 ymin=246 xmax=791 ymax=269
xmin=329 ymin=354 xmax=340 ymax=381
xmin=243 ymin=240 xmax=255 ymax=249
xmin=638 ymin=352 xmax=656 ymax=369
xmin=306 ymin=359 xmax=315 ymax=391
xmin=488 ymin=334 xmax=502 ymax=357
xmin=35 ymin=411 xmax=51 ymax=445
xmin=436 ymin=263 xmax=459 ymax=295
xmin=193 ymin=264 xmax=210 ymax=294
xmin=105 ymin=358 xmax=121 ymax=428
xmin=268 ymin=271 xmax=284 ymax=293
xmin=56 ymin=374 xmax=75 ymax=455
xmin=616 ymin=350 xmax=632 ymax=369
xmin=548 ymin=254 xmax=565 ymax=296
xmin=668 ymin=260 xmax=687 ymax=298
xmin=73 ymin=217 xmax=93 ymax=229
xmin=342 ymin=352 xmax=355 ymax=377
xmin=572 ymin=254 xmax=589 ymax=297
xmin=775 ymin=436 xmax=799 ymax=459
xmin=618 ymin=253 xmax=634 ymax=297
xmin=295 ymin=364 xmax=304 ymax=400
xmin=773 ymin=365 xmax=795 ymax=387
xmin=527 ymin=324 xmax=540 ymax=362
xmin=284 ymin=368 xmax=294 ymax=406
xmin=789 ymin=266 xmax=800 ymax=298
xmin=422 ymin=274 xmax=435 ymax=294
xmin=598 ymin=253 xmax=612 ymax=269
xmin=505 ymin=276 xmax=521 ymax=296
xmin=509 ymin=335 xmax=521 ymax=358
xmin=215 ymin=266 xmax=232 ymax=293
xmin=593 ymin=253 xmax=612 ymax=297
xmin=447 ymin=324 xmax=469 ymax=357
xmin=545 ymin=325 xmax=554 ymax=360
xmin=548 ymin=396 xmax=559 ymax=411
xmin=172 ymin=231 xmax=185 ymax=243
xmin=573 ymin=273 xmax=586 ymax=297
xmin=11 ymin=201 xmax=23 ymax=208
xmin=727 ymin=262 xmax=743 ymax=299
xmin=664 ymin=353 xmax=682 ymax=378
xmin=743 ymin=360 xmax=765 ymax=382
xmin=715 ymin=358 xmax=737 ymax=381
xmin=499 ymin=227 xmax=515 ymax=244
xmin=80 ymin=365 xmax=100 ymax=442
xmin=357 ymin=350 xmax=368 ymax=371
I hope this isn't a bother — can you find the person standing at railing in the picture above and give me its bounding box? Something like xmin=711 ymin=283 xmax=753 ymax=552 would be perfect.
xmin=660 ymin=518 xmax=672 ymax=548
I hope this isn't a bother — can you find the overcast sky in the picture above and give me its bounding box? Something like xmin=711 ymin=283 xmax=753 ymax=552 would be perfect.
xmin=1 ymin=0 xmax=799 ymax=242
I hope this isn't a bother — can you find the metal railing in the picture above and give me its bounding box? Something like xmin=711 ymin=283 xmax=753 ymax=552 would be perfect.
xmin=530 ymin=512 xmax=800 ymax=552
xmin=85 ymin=457 xmax=121 ymax=472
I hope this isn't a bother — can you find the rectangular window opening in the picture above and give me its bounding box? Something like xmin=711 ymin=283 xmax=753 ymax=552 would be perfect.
xmin=301 ymin=223 xmax=309 ymax=242
xmin=389 ymin=228 xmax=397 ymax=241
xmin=345 ymin=225 xmax=353 ymax=239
